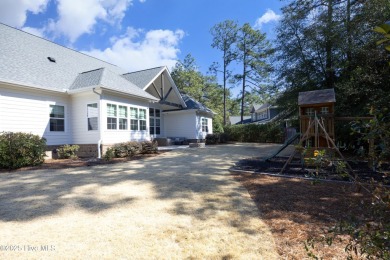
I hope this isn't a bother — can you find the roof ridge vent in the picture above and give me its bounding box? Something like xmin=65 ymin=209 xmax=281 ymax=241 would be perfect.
xmin=47 ymin=57 xmax=56 ymax=63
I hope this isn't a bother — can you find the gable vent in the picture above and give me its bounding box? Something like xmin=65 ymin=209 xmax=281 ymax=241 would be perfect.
xmin=47 ymin=57 xmax=56 ymax=63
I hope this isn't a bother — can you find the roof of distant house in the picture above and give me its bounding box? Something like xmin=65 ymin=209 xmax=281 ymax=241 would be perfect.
xmin=298 ymin=88 xmax=336 ymax=106
xmin=229 ymin=116 xmax=252 ymax=125
xmin=250 ymin=103 xmax=272 ymax=113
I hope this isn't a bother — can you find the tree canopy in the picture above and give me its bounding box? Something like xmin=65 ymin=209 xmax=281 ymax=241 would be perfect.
xmin=275 ymin=0 xmax=390 ymax=116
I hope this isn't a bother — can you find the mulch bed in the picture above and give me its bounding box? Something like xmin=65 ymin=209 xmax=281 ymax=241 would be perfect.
xmin=0 ymin=151 xmax=168 ymax=172
xmin=233 ymin=172 xmax=370 ymax=259
xmin=233 ymin=156 xmax=389 ymax=184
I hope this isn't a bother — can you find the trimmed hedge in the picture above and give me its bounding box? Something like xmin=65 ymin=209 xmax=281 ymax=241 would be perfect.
xmin=104 ymin=140 xmax=158 ymax=160
xmin=224 ymin=123 xmax=283 ymax=143
xmin=0 ymin=132 xmax=47 ymax=169
xmin=205 ymin=133 xmax=229 ymax=145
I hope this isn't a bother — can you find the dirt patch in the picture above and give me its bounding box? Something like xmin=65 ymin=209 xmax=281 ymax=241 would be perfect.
xmin=0 ymin=144 xmax=281 ymax=259
xmin=233 ymin=172 xmax=370 ymax=259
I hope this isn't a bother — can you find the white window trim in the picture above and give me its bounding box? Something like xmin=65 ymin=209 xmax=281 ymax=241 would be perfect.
xmin=104 ymin=101 xmax=150 ymax=132
xmin=87 ymin=103 xmax=99 ymax=131
xmin=49 ymin=103 xmax=66 ymax=133
xmin=118 ymin=105 xmax=128 ymax=130
xmin=149 ymin=107 xmax=161 ymax=136
xmin=106 ymin=103 xmax=118 ymax=130
xmin=321 ymin=107 xmax=329 ymax=114
xmin=201 ymin=117 xmax=209 ymax=133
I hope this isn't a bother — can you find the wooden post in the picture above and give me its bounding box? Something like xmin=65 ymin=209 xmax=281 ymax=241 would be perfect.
xmin=160 ymin=72 xmax=164 ymax=100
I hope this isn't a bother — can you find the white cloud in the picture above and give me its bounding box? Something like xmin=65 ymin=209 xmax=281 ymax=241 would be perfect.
xmin=0 ymin=0 xmax=49 ymax=27
xmin=83 ymin=27 xmax=185 ymax=71
xmin=47 ymin=0 xmax=133 ymax=43
xmin=21 ymin=26 xmax=45 ymax=38
xmin=254 ymin=9 xmax=281 ymax=29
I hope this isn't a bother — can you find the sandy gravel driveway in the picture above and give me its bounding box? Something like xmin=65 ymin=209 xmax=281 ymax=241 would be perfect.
xmin=0 ymin=143 xmax=281 ymax=259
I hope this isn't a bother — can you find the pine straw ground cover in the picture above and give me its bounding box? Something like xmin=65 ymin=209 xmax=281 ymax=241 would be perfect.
xmin=233 ymin=172 xmax=370 ymax=259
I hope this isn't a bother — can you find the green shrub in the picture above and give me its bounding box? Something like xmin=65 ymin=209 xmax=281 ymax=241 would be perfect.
xmin=56 ymin=144 xmax=80 ymax=159
xmin=108 ymin=140 xmax=158 ymax=159
xmin=104 ymin=147 xmax=115 ymax=161
xmin=224 ymin=123 xmax=283 ymax=143
xmin=140 ymin=140 xmax=158 ymax=154
xmin=0 ymin=132 xmax=47 ymax=169
xmin=205 ymin=133 xmax=229 ymax=144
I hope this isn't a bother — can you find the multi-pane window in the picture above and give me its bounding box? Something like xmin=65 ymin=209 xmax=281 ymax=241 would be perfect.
xmin=201 ymin=118 xmax=208 ymax=133
xmin=119 ymin=105 xmax=128 ymax=130
xmin=149 ymin=108 xmax=161 ymax=135
xmin=130 ymin=107 xmax=138 ymax=130
xmin=50 ymin=105 xmax=65 ymax=131
xmin=87 ymin=103 xmax=98 ymax=131
xmin=306 ymin=107 xmax=314 ymax=116
xmin=155 ymin=118 xmax=160 ymax=135
xmin=106 ymin=104 xmax=148 ymax=131
xmin=149 ymin=117 xmax=155 ymax=134
xmin=139 ymin=109 xmax=146 ymax=130
xmin=107 ymin=104 xmax=117 ymax=129
xmin=321 ymin=107 xmax=329 ymax=114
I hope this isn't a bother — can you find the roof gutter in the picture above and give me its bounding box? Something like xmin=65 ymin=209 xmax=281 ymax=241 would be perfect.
xmin=0 ymin=79 xmax=67 ymax=94
xmin=93 ymin=87 xmax=103 ymax=159
xmin=67 ymin=85 xmax=159 ymax=102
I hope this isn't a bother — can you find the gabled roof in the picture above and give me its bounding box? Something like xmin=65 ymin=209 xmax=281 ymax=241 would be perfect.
xmin=123 ymin=66 xmax=187 ymax=108
xmin=298 ymin=88 xmax=336 ymax=106
xmin=0 ymin=23 xmax=157 ymax=101
xmin=70 ymin=68 xmax=158 ymax=100
xmin=181 ymin=94 xmax=214 ymax=114
xmin=122 ymin=67 xmax=165 ymax=89
xmin=251 ymin=103 xmax=272 ymax=113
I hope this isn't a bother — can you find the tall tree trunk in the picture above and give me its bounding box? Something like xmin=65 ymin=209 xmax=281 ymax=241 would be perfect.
xmin=241 ymin=51 xmax=246 ymax=124
xmin=346 ymin=0 xmax=352 ymax=64
xmin=325 ymin=0 xmax=334 ymax=88
xmin=223 ymin=55 xmax=227 ymax=126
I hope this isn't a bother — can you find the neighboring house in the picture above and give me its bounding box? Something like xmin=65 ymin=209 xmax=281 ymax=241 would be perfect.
xmin=229 ymin=103 xmax=279 ymax=125
xmin=249 ymin=103 xmax=279 ymax=124
xmin=229 ymin=116 xmax=252 ymax=125
xmin=0 ymin=23 xmax=213 ymax=157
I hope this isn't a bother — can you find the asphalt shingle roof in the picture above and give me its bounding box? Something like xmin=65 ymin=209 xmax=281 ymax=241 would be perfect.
xmin=229 ymin=116 xmax=252 ymax=125
xmin=251 ymin=103 xmax=271 ymax=112
xmin=0 ymin=23 xmax=157 ymax=101
xmin=181 ymin=94 xmax=214 ymax=114
xmin=298 ymin=88 xmax=336 ymax=106
xmin=70 ymin=68 xmax=158 ymax=100
xmin=122 ymin=67 xmax=165 ymax=89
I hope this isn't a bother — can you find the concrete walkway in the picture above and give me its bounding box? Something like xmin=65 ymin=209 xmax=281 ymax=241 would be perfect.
xmin=0 ymin=143 xmax=283 ymax=259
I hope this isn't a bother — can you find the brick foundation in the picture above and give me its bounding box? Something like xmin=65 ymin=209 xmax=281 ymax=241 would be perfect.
xmin=46 ymin=144 xmax=100 ymax=159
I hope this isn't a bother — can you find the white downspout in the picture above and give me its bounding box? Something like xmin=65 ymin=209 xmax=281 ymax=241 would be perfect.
xmin=93 ymin=87 xmax=103 ymax=159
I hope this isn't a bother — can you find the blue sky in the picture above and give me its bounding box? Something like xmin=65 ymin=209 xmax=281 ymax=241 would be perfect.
xmin=0 ymin=0 xmax=284 ymax=81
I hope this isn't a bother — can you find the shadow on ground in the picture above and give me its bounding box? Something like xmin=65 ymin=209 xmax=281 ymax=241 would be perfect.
xmin=0 ymin=143 xmax=277 ymax=225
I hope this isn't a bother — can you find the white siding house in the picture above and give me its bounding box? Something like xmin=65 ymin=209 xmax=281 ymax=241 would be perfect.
xmin=0 ymin=23 xmax=214 ymax=157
